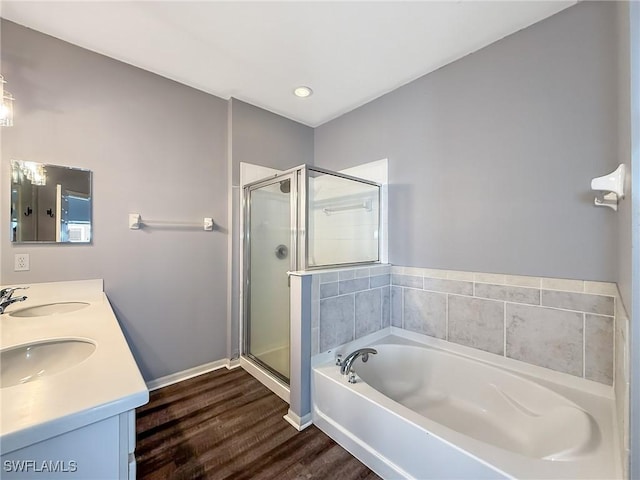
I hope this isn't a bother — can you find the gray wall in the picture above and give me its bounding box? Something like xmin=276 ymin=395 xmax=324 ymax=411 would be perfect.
xmin=227 ymin=98 xmax=314 ymax=359
xmin=616 ymin=2 xmax=634 ymax=320
xmin=314 ymin=2 xmax=619 ymax=282
xmin=230 ymin=98 xmax=314 ymax=185
xmin=1 ymin=21 xmax=229 ymax=381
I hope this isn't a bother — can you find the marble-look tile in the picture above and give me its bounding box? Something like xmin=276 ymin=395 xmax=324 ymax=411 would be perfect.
xmin=448 ymin=296 xmax=504 ymax=355
xmin=391 ymin=274 xmax=423 ymax=289
xmin=584 ymin=281 xmax=618 ymax=296
xmin=403 ymin=289 xmax=446 ymax=339
xmin=446 ymin=270 xmax=474 ymax=281
xmin=541 ymin=290 xmax=614 ymax=316
xmin=319 ymin=295 xmax=355 ymax=352
xmin=541 ymin=277 xmax=584 ymax=293
xmin=320 ymin=282 xmax=339 ymax=299
xmin=423 ymin=278 xmax=473 ymax=296
xmin=312 ymin=276 xmax=320 ymax=302
xmin=421 ymin=268 xmax=448 ymax=279
xmin=370 ymin=264 xmax=391 ymax=276
xmin=391 ymin=265 xmax=404 ymax=275
xmin=506 ymin=304 xmax=583 ymax=376
xmin=311 ymin=297 xmax=319 ymax=331
xmin=504 ymin=275 xmax=541 ymax=288
xmin=355 ymin=289 xmax=382 ymax=338
xmin=474 ymin=272 xmax=506 ymax=284
xmin=475 ymin=283 xmax=540 ymax=305
xmin=356 ymin=268 xmax=371 ymax=278
xmin=339 ymin=270 xmax=356 ymax=281
xmin=370 ymin=274 xmax=390 ymax=288
xmin=311 ymin=327 xmax=319 ymax=356
xmin=585 ymin=314 xmax=613 ymax=385
xmin=403 ymin=266 xmax=426 ymax=276
xmin=318 ymin=271 xmax=339 ymax=284
xmin=391 ymin=286 xmax=402 ymax=327
xmin=616 ymin=310 xmax=629 ymax=384
xmin=382 ymin=287 xmax=390 ymax=328
xmin=339 ymin=278 xmax=369 ymax=295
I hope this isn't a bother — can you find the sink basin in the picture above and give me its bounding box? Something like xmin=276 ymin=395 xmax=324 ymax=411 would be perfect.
xmin=9 ymin=302 xmax=90 ymax=317
xmin=1 ymin=339 xmax=96 ymax=388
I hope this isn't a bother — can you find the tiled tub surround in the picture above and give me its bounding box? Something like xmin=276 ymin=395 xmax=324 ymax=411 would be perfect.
xmin=614 ymin=300 xmax=631 ymax=478
xmin=311 ymin=264 xmax=618 ymax=386
xmin=390 ymin=266 xmax=617 ymax=385
xmin=311 ymin=265 xmax=391 ymax=356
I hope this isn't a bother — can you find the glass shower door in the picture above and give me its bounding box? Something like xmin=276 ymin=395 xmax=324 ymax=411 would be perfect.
xmin=245 ymin=175 xmax=295 ymax=383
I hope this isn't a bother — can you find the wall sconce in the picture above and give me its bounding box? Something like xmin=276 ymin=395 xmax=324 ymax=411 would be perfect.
xmin=591 ymin=164 xmax=626 ymax=211
xmin=0 ymin=75 xmax=15 ymax=127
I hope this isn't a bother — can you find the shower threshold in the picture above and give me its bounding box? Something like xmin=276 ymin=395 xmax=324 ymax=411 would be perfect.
xmin=240 ymin=355 xmax=290 ymax=403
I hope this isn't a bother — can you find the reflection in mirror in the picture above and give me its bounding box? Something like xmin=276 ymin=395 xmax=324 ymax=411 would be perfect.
xmin=10 ymin=160 xmax=92 ymax=243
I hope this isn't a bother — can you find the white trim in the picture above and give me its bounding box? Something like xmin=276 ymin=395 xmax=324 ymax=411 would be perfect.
xmin=227 ymin=358 xmax=242 ymax=369
xmin=146 ymin=359 xmax=230 ymax=391
xmin=283 ymin=410 xmax=313 ymax=431
xmin=240 ymin=355 xmax=290 ymax=403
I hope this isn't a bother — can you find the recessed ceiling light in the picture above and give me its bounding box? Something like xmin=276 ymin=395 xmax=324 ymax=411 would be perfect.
xmin=293 ymin=86 xmax=313 ymax=98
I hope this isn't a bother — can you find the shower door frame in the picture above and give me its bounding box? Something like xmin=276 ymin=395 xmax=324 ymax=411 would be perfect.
xmin=242 ymin=170 xmax=301 ymax=384
xmin=301 ymin=165 xmax=382 ymax=270
xmin=241 ymin=163 xmax=382 ymax=391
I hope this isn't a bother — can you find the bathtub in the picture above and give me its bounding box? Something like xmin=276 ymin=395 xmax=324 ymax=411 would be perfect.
xmin=312 ymin=330 xmax=620 ymax=479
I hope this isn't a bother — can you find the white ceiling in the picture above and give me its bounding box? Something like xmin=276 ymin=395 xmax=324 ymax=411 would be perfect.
xmin=1 ymin=1 xmax=576 ymax=127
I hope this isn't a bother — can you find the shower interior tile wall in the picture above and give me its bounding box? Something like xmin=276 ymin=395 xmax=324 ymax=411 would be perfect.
xmin=311 ymin=264 xmax=621 ymax=387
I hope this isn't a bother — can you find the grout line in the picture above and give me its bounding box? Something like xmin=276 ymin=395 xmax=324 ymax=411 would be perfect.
xmin=540 ymin=287 xmax=615 ymax=298
xmin=503 ymin=301 xmax=613 ymax=318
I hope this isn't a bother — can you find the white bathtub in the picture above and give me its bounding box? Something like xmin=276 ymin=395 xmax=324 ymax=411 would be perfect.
xmin=312 ymin=331 xmax=621 ymax=479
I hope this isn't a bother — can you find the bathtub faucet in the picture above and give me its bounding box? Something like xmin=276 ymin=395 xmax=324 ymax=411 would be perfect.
xmin=339 ymin=347 xmax=377 ymax=376
xmin=0 ymin=286 xmax=28 ymax=314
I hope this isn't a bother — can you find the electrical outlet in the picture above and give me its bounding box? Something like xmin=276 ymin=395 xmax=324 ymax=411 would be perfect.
xmin=14 ymin=253 xmax=30 ymax=272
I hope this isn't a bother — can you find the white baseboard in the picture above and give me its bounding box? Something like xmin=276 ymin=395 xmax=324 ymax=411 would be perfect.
xmin=284 ymin=410 xmax=313 ymax=431
xmin=227 ymin=358 xmax=241 ymax=369
xmin=147 ymin=358 xmax=233 ymax=391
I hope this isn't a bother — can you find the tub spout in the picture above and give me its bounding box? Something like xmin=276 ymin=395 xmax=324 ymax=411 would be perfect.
xmin=340 ymin=347 xmax=377 ymax=376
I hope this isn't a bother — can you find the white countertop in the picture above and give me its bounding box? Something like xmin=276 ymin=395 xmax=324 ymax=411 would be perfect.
xmin=0 ymin=279 xmax=149 ymax=454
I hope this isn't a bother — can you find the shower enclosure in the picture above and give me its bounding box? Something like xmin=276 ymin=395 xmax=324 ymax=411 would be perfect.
xmin=243 ymin=165 xmax=380 ymax=385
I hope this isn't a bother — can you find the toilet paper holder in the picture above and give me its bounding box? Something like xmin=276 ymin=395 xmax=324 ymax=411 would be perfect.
xmin=591 ymin=164 xmax=626 ymax=211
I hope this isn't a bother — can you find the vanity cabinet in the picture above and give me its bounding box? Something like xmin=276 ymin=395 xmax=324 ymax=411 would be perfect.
xmin=1 ymin=410 xmax=137 ymax=479
xmin=1 ymin=281 xmax=148 ymax=479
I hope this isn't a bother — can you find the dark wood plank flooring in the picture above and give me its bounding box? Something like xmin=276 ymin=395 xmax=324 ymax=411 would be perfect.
xmin=136 ymin=367 xmax=380 ymax=480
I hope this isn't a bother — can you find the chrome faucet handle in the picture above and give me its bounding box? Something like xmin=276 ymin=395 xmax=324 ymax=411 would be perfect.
xmin=0 ymin=286 xmax=29 ymax=299
xmin=348 ymin=371 xmax=357 ymax=384
xmin=335 ymin=354 xmax=343 ymax=366
xmin=0 ymin=295 xmax=28 ymax=314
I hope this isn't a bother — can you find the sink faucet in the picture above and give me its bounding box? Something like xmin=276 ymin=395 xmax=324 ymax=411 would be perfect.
xmin=339 ymin=347 xmax=377 ymax=376
xmin=0 ymin=287 xmax=28 ymax=314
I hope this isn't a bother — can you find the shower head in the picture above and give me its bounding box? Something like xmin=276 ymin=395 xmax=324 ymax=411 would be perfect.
xmin=279 ymin=180 xmax=290 ymax=194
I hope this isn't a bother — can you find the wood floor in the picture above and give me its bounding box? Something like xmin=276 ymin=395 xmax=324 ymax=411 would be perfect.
xmin=136 ymin=367 xmax=380 ymax=480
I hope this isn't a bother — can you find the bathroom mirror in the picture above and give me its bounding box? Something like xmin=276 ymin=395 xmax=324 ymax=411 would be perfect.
xmin=10 ymin=160 xmax=92 ymax=243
